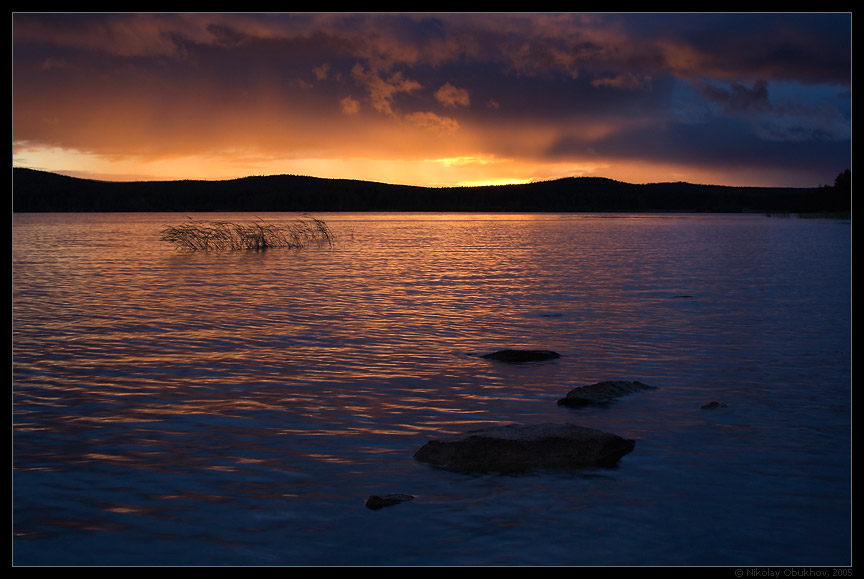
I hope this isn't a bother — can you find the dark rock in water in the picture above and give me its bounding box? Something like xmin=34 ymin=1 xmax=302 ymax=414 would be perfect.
xmin=413 ymin=423 xmax=635 ymax=473
xmin=701 ymin=401 xmax=728 ymax=409
xmin=365 ymin=494 xmax=415 ymax=510
xmin=480 ymin=349 xmax=561 ymax=363
xmin=557 ymin=380 xmax=656 ymax=407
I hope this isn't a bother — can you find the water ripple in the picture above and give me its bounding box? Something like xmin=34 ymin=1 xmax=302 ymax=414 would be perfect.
xmin=13 ymin=212 xmax=851 ymax=566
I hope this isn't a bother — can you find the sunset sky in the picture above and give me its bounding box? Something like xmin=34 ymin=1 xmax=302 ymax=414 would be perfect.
xmin=12 ymin=12 xmax=851 ymax=188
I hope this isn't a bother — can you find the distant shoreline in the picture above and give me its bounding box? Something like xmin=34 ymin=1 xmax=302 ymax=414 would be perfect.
xmin=12 ymin=167 xmax=850 ymax=215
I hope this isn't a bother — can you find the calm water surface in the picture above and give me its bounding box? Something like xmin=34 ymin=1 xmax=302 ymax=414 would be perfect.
xmin=12 ymin=212 xmax=851 ymax=566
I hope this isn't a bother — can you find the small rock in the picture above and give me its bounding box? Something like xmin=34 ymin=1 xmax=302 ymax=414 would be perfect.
xmin=700 ymin=401 xmax=727 ymax=409
xmin=365 ymin=494 xmax=415 ymax=510
xmin=479 ymin=349 xmax=561 ymax=363
xmin=557 ymin=380 xmax=656 ymax=407
xmin=414 ymin=423 xmax=635 ymax=473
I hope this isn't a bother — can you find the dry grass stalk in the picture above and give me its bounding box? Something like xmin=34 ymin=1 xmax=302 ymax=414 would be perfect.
xmin=161 ymin=216 xmax=333 ymax=251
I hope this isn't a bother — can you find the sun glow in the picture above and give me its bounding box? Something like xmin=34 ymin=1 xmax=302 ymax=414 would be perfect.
xmin=454 ymin=178 xmax=535 ymax=187
xmin=14 ymin=142 xmax=818 ymax=190
xmin=13 ymin=145 xmax=559 ymax=187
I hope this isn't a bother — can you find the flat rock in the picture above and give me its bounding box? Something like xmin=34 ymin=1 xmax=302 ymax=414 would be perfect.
xmin=413 ymin=423 xmax=635 ymax=473
xmin=479 ymin=349 xmax=561 ymax=363
xmin=557 ymin=380 xmax=656 ymax=407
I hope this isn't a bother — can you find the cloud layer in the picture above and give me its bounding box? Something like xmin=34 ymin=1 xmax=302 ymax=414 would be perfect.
xmin=12 ymin=12 xmax=851 ymax=187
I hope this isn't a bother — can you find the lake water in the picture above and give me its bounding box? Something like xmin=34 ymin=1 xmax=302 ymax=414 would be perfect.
xmin=12 ymin=212 xmax=852 ymax=567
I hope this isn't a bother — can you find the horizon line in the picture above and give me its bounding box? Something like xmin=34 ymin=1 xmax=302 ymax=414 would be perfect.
xmin=13 ymin=166 xmax=834 ymax=192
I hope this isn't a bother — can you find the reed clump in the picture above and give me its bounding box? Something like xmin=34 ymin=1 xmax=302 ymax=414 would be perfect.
xmin=160 ymin=216 xmax=334 ymax=251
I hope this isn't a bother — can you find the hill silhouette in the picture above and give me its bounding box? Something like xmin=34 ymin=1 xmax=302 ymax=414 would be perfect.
xmin=12 ymin=167 xmax=849 ymax=214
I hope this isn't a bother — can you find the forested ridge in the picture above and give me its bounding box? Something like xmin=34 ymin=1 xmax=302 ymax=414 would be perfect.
xmin=12 ymin=167 xmax=850 ymax=214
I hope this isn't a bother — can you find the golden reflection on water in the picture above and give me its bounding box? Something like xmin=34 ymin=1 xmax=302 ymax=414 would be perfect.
xmin=11 ymin=213 xmax=854 ymax=566
xmin=13 ymin=213 xmax=851 ymax=467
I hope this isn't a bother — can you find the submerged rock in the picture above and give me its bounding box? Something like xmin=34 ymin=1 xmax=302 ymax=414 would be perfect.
xmin=701 ymin=401 xmax=728 ymax=409
xmin=557 ymin=380 xmax=656 ymax=407
xmin=413 ymin=423 xmax=635 ymax=474
xmin=479 ymin=349 xmax=561 ymax=363
xmin=365 ymin=494 xmax=415 ymax=510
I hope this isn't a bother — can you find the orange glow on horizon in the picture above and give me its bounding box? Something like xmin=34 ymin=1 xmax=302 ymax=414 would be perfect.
xmin=12 ymin=144 xmax=825 ymax=189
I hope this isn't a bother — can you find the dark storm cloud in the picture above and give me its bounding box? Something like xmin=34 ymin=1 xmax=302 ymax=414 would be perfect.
xmin=559 ymin=115 xmax=848 ymax=173
xmin=699 ymin=80 xmax=771 ymax=113
xmin=614 ymin=12 xmax=851 ymax=85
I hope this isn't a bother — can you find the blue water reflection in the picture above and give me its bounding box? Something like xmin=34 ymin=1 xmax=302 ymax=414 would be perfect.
xmin=13 ymin=212 xmax=851 ymax=566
